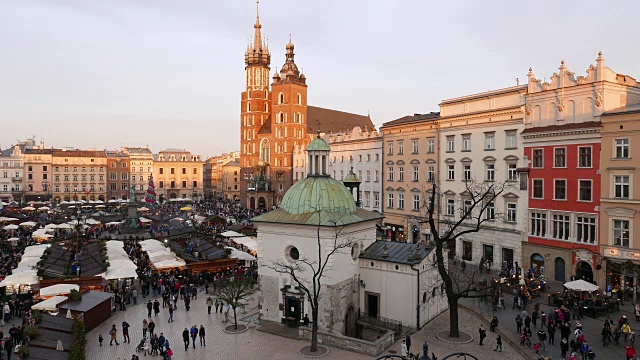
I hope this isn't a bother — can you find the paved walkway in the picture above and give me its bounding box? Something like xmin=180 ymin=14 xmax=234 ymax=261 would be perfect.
xmin=465 ymin=289 xmax=640 ymax=360
xmin=86 ymin=292 xmax=373 ymax=360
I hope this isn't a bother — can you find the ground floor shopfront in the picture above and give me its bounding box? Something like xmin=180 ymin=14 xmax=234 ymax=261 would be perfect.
xmin=454 ymin=227 xmax=521 ymax=271
xmin=601 ymin=245 xmax=640 ymax=303
xmin=382 ymin=212 xmax=426 ymax=243
xmin=522 ymin=242 xmax=603 ymax=285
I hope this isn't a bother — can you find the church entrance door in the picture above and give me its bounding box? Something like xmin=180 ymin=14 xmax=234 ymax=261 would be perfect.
xmin=284 ymin=296 xmax=301 ymax=327
xmin=344 ymin=305 xmax=356 ymax=337
xmin=366 ymin=292 xmax=379 ymax=318
xmin=258 ymin=197 xmax=266 ymax=209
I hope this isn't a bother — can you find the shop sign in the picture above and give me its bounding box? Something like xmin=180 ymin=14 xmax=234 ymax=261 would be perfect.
xmin=603 ymin=246 xmax=640 ymax=261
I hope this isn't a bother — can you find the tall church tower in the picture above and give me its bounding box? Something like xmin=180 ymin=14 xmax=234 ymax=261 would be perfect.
xmin=241 ymin=1 xmax=271 ymax=170
xmin=270 ymin=39 xmax=308 ymax=202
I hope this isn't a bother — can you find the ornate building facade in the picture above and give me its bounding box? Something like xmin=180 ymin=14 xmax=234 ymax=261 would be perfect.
xmin=153 ymin=149 xmax=203 ymax=202
xmin=239 ymin=3 xmax=373 ymax=210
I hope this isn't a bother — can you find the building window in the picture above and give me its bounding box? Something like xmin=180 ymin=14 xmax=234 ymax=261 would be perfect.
xmin=159 ymin=168 xmax=164 ymax=175
xmin=463 ymin=165 xmax=471 ymax=181
xmin=486 ymin=202 xmax=495 ymax=220
xmin=507 ymin=203 xmax=517 ymax=223
xmin=613 ymin=220 xmax=630 ymax=247
xmin=387 ymin=192 xmax=394 ymax=208
xmin=579 ymin=180 xmax=592 ymax=202
xmin=446 ymin=136 xmax=454 ymax=152
xmin=463 ymin=199 xmax=472 ymax=216
xmin=427 ymin=139 xmax=435 ymax=153
xmin=532 ymin=179 xmax=543 ymax=199
xmin=413 ymin=194 xmax=420 ymax=211
xmin=462 ymin=241 xmax=472 ymax=261
xmin=428 ymin=166 xmax=435 ymax=183
xmin=375 ymin=170 xmax=380 ymax=182
xmin=398 ymin=166 xmax=404 ymax=181
xmin=614 ymin=175 xmax=630 ymax=199
xmin=507 ymin=163 xmax=517 ymax=181
xmin=182 ymin=168 xmax=186 ymax=175
xmin=447 ymin=165 xmax=455 ymax=181
xmin=578 ymin=147 xmax=592 ymax=168
xmin=484 ymin=132 xmax=495 ymax=150
xmin=576 ymin=215 xmax=597 ymax=244
xmin=554 ymin=148 xmax=566 ymax=168
xmin=170 ymin=168 xmax=175 ymax=175
xmin=552 ymin=213 xmax=570 ymax=240
xmin=278 ymin=92 xmax=284 ymax=104
xmin=505 ymin=130 xmax=517 ymax=149
xmin=374 ymin=192 xmax=380 ymax=208
xmin=398 ymin=193 xmax=404 ymax=209
xmin=446 ymin=198 xmax=455 ymax=216
xmin=462 ymin=134 xmax=471 ymax=151
xmin=412 ymin=166 xmax=419 ymax=182
xmin=375 ymin=154 xmax=380 ymax=162
xmin=398 ymin=142 xmax=404 ymax=155
xmin=366 ymin=170 xmax=371 ymax=182
xmin=615 ymin=138 xmax=630 ymax=159
xmin=530 ymin=211 xmax=547 ymax=237
xmin=532 ymin=149 xmax=543 ymax=168
xmin=387 ymin=167 xmax=394 ymax=181
xmin=554 ymin=179 xmax=566 ymax=200
xmin=412 ymin=140 xmax=419 ymax=154
xmin=387 ymin=142 xmax=393 ymax=155
xmin=159 ymin=181 xmax=164 ymax=188
xmin=485 ymin=163 xmax=495 ymax=181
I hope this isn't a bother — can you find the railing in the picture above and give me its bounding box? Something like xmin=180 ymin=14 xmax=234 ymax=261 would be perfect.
xmin=358 ymin=311 xmax=403 ymax=336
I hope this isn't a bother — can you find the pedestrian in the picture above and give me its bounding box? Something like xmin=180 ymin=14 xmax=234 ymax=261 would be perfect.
xmin=98 ymin=334 xmax=103 ymax=346
xmin=173 ymin=294 xmax=178 ymax=309
xmin=548 ymin=322 xmax=556 ymax=345
xmin=580 ymin=341 xmax=590 ymax=360
xmin=400 ymin=339 xmax=408 ymax=357
xmin=142 ymin=319 xmax=148 ymax=337
xmin=601 ymin=322 xmax=610 ymax=346
xmin=148 ymin=319 xmax=155 ymax=336
xmin=405 ymin=334 xmax=411 ymax=354
xmin=199 ymin=325 xmax=206 ymax=346
xmin=525 ymin=314 xmax=531 ymax=329
xmin=215 ymin=298 xmax=221 ymax=313
xmin=515 ymin=314 xmax=523 ymax=334
xmin=168 ymin=305 xmax=174 ymax=323
xmin=479 ymin=324 xmax=486 ymax=345
xmin=182 ymin=328 xmax=190 ymax=351
xmin=625 ymin=345 xmax=636 ymax=360
xmin=109 ymin=324 xmax=119 ymax=346
xmin=537 ymin=328 xmax=547 ymax=351
xmin=623 ymin=322 xmax=632 ymax=341
xmin=494 ymin=334 xmax=502 ymax=352
xmin=206 ymin=297 xmax=213 ymax=314
xmin=635 ymin=303 xmax=640 ymax=322
xmin=561 ymin=337 xmax=569 ymax=359
xmin=132 ymin=288 xmax=138 ymax=305
xmin=122 ymin=320 xmax=130 ymax=344
xmin=532 ymin=309 xmax=539 ymax=328
xmin=143 ymin=337 xmax=150 ymax=355
xmin=615 ymin=326 xmax=623 ymax=345
xmin=190 ymin=325 xmax=198 ymax=349
xmin=154 ymin=299 xmax=160 ymax=317
xmin=5 ymin=337 xmax=12 ymax=360
xmin=147 ymin=300 xmax=153 ymax=318
xmin=184 ymin=295 xmax=191 ymax=311
xmin=540 ymin=311 xmax=546 ymax=329
xmin=490 ymin=316 xmax=499 ymax=332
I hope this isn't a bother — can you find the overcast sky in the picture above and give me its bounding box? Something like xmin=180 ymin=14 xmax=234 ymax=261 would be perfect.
xmin=1 ymin=0 xmax=638 ymax=158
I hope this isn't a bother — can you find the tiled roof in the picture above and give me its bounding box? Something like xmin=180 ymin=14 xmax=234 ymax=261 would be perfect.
xmin=258 ymin=115 xmax=272 ymax=134
xmin=602 ymin=103 xmax=640 ymax=116
xmin=51 ymin=150 xmax=106 ymax=157
xmin=381 ymin=112 xmax=440 ymax=128
xmin=23 ymin=149 xmax=54 ymax=154
xmin=360 ymin=240 xmax=433 ymax=265
xmin=520 ymin=121 xmax=601 ymax=134
xmin=307 ymin=106 xmax=374 ymax=134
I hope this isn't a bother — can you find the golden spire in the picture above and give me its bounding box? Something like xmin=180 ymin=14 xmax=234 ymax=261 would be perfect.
xmin=253 ymin=0 xmax=263 ymax=52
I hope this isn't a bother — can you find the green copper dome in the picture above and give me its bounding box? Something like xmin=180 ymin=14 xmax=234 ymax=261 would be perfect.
xmin=343 ymin=168 xmax=360 ymax=184
xmin=279 ymin=176 xmax=356 ymax=215
xmin=306 ymin=137 xmax=332 ymax=152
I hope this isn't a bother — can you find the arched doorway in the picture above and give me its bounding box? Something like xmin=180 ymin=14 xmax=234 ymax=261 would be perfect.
xmin=344 ymin=305 xmax=356 ymax=337
xmin=170 ymin=192 xmax=177 ymax=199
xmin=249 ymin=197 xmax=256 ymax=210
xmin=258 ymin=197 xmax=266 ymax=209
xmin=555 ymin=257 xmax=566 ymax=282
xmin=531 ymin=253 xmax=545 ymax=276
xmin=576 ymin=261 xmax=594 ymax=283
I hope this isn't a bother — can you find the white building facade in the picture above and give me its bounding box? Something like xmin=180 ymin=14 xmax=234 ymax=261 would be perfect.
xmin=437 ymin=85 xmax=528 ymax=270
xmin=0 ymin=146 xmax=25 ymax=204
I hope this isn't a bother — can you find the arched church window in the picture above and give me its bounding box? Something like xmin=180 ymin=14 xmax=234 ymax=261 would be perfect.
xmin=264 ymin=103 xmax=268 ymax=112
xmin=247 ymin=103 xmax=251 ymax=112
xmin=278 ymin=112 xmax=284 ymax=124
xmin=260 ymin=138 xmax=270 ymax=164
xmin=297 ymin=93 xmax=302 ymax=105
xmin=279 ymin=93 xmax=284 ymax=104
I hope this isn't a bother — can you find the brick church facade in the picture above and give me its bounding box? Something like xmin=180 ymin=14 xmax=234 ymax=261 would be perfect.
xmin=239 ymin=4 xmax=374 ymax=209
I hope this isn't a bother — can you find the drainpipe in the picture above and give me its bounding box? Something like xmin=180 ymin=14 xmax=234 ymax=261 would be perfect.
xmin=412 ymin=264 xmax=421 ymax=329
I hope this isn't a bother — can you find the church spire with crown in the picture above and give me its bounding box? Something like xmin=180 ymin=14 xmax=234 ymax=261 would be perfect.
xmin=245 ymin=0 xmax=270 ymax=66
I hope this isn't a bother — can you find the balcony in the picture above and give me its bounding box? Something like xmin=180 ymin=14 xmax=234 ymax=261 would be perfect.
xmin=11 ymin=177 xmax=23 ymax=182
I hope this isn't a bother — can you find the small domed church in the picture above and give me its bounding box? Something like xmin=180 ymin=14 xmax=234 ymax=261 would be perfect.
xmin=253 ymin=136 xmax=448 ymax=342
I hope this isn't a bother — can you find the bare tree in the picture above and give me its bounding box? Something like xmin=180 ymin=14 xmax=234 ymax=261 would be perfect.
xmin=267 ymin=210 xmax=355 ymax=353
xmin=213 ymin=275 xmax=257 ymax=330
xmin=426 ymin=179 xmax=511 ymax=337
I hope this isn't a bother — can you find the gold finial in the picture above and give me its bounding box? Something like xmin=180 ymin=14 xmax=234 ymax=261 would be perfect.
xmin=561 ymin=60 xmax=565 ymax=65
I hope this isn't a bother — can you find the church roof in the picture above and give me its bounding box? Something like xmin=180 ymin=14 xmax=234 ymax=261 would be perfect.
xmin=258 ymin=115 xmax=272 ymax=134
xmin=279 ymin=176 xmax=356 ymax=215
xmin=360 ymin=240 xmax=433 ymax=265
xmin=308 ymin=106 xmax=374 ymax=134
xmin=306 ymin=137 xmax=332 ymax=152
xmin=252 ymin=206 xmax=382 ymax=227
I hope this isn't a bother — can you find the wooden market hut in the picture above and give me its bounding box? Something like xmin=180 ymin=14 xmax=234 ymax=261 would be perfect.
xmin=58 ymin=290 xmax=113 ymax=331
